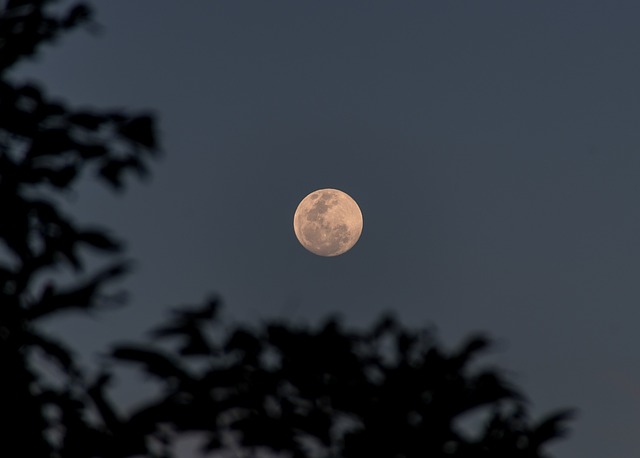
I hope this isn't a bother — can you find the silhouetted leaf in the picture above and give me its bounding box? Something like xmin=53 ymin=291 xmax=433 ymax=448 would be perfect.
xmin=529 ymin=409 xmax=577 ymax=449
xmin=62 ymin=4 xmax=92 ymax=29
xmin=111 ymin=346 xmax=189 ymax=381
xmin=119 ymin=115 xmax=156 ymax=149
xmin=77 ymin=142 xmax=107 ymax=158
xmin=150 ymin=298 xmax=219 ymax=356
xmin=99 ymin=158 xmax=126 ymax=189
xmin=78 ymin=230 xmax=121 ymax=252
xmin=26 ymin=263 xmax=129 ymax=320
xmin=17 ymin=83 xmax=42 ymax=102
xmin=28 ymin=332 xmax=77 ymax=375
xmin=454 ymin=334 xmax=492 ymax=364
xmin=29 ymin=128 xmax=74 ymax=156
xmin=88 ymin=373 xmax=122 ymax=429
xmin=225 ymin=328 xmax=262 ymax=362
xmin=47 ymin=164 xmax=78 ymax=188
xmin=68 ymin=111 xmax=104 ymax=130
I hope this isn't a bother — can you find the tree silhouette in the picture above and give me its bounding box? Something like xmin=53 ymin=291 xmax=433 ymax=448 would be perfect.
xmin=0 ymin=1 xmax=574 ymax=457
xmin=104 ymin=302 xmax=574 ymax=458
xmin=0 ymin=1 xmax=156 ymax=456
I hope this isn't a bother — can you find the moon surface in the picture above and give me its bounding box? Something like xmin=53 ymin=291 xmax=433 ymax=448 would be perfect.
xmin=293 ymin=188 xmax=363 ymax=257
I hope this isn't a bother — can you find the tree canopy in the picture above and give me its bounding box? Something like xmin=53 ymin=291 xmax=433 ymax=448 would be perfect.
xmin=0 ymin=1 xmax=573 ymax=457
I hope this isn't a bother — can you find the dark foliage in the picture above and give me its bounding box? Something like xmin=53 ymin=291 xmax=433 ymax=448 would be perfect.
xmin=105 ymin=302 xmax=574 ymax=458
xmin=0 ymin=1 xmax=574 ymax=457
xmin=0 ymin=1 xmax=156 ymax=456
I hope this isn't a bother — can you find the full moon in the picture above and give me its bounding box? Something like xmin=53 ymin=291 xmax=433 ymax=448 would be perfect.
xmin=293 ymin=188 xmax=363 ymax=257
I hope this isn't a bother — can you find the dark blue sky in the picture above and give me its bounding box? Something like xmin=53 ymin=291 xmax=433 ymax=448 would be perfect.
xmin=15 ymin=1 xmax=640 ymax=456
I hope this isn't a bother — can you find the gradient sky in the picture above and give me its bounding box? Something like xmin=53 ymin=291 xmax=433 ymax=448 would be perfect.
xmin=13 ymin=1 xmax=640 ymax=456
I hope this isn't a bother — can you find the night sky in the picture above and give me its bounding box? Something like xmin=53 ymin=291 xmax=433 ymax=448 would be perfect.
xmin=14 ymin=1 xmax=640 ymax=456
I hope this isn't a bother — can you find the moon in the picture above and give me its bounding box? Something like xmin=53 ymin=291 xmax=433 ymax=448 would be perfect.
xmin=293 ymin=188 xmax=363 ymax=257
